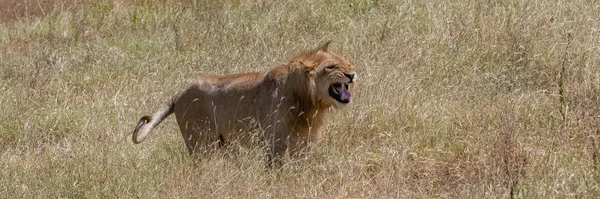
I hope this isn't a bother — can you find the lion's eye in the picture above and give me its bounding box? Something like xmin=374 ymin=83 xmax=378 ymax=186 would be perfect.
xmin=326 ymin=65 xmax=336 ymax=70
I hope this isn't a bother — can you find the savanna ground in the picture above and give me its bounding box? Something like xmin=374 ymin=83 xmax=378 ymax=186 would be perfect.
xmin=1 ymin=0 xmax=599 ymax=198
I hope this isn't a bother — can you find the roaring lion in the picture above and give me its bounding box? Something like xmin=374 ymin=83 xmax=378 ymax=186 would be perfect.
xmin=132 ymin=42 xmax=356 ymax=167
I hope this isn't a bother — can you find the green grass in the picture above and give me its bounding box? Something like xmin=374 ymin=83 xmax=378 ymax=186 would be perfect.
xmin=1 ymin=0 xmax=600 ymax=198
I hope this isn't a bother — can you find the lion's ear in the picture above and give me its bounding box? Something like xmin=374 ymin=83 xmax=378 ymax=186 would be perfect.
xmin=319 ymin=41 xmax=332 ymax=52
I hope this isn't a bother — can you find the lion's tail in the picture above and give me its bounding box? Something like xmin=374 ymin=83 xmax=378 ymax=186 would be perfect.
xmin=132 ymin=96 xmax=177 ymax=144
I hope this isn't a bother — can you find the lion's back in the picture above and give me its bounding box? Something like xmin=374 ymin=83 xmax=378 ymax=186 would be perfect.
xmin=176 ymin=72 xmax=273 ymax=121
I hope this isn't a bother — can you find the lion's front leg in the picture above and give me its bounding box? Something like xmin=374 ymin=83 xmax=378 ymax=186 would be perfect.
xmin=289 ymin=126 xmax=322 ymax=159
xmin=264 ymin=130 xmax=289 ymax=168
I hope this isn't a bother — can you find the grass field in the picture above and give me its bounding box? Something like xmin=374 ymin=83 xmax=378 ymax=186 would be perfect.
xmin=1 ymin=0 xmax=600 ymax=198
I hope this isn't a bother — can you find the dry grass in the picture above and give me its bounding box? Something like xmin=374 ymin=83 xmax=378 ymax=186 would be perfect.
xmin=1 ymin=0 xmax=600 ymax=198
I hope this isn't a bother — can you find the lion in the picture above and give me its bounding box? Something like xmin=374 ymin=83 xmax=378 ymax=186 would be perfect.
xmin=132 ymin=42 xmax=356 ymax=167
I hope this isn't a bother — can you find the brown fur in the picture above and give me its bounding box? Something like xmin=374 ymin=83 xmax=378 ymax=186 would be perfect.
xmin=132 ymin=42 xmax=356 ymax=167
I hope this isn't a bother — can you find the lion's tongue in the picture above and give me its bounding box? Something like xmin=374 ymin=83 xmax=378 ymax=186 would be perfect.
xmin=335 ymin=84 xmax=351 ymax=100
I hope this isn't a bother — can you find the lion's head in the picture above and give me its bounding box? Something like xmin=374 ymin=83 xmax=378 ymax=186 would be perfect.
xmin=291 ymin=42 xmax=357 ymax=108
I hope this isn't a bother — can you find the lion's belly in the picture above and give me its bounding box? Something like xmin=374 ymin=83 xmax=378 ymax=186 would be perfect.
xmin=213 ymin=104 xmax=264 ymax=146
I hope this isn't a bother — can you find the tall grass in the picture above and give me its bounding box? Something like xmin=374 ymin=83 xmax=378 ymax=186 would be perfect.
xmin=1 ymin=0 xmax=599 ymax=197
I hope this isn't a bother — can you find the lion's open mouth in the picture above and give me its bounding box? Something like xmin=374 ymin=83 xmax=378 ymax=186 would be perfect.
xmin=328 ymin=83 xmax=351 ymax=104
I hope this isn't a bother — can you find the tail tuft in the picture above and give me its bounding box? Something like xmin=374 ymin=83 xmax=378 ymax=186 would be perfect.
xmin=132 ymin=116 xmax=152 ymax=144
xmin=131 ymin=95 xmax=177 ymax=144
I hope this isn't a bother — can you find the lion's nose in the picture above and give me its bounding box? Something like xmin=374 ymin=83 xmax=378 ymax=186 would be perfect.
xmin=344 ymin=73 xmax=356 ymax=83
